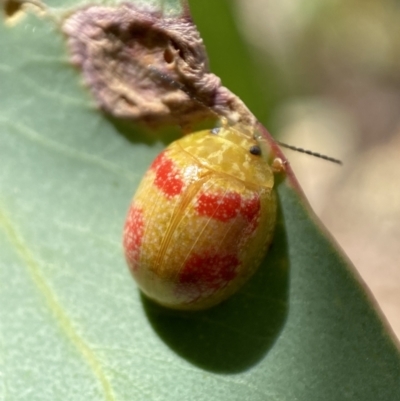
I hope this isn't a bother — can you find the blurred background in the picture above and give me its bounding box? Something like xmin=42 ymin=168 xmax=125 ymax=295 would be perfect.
xmin=190 ymin=0 xmax=400 ymax=340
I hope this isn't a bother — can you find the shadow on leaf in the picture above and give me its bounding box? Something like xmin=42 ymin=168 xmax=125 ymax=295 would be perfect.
xmin=143 ymin=198 xmax=289 ymax=373
xmin=107 ymin=115 xmax=182 ymax=146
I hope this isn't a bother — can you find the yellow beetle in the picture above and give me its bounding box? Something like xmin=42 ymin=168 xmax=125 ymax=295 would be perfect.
xmin=123 ymin=121 xmax=279 ymax=310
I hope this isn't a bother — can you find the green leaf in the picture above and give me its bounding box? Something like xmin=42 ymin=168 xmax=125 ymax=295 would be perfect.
xmin=1 ymin=1 xmax=399 ymax=400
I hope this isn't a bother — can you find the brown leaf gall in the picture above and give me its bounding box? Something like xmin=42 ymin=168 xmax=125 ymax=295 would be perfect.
xmin=62 ymin=3 xmax=255 ymax=130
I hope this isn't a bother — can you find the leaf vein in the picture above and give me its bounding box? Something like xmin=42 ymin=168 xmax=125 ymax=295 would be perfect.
xmin=0 ymin=207 xmax=116 ymax=401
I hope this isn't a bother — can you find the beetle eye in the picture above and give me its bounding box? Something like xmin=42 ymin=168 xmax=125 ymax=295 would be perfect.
xmin=249 ymin=145 xmax=261 ymax=156
xmin=210 ymin=127 xmax=220 ymax=135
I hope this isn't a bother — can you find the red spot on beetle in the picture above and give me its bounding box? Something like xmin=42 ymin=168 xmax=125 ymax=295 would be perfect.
xmin=151 ymin=151 xmax=184 ymax=198
xmin=196 ymin=191 xmax=260 ymax=226
xmin=177 ymin=253 xmax=239 ymax=301
xmin=241 ymin=195 xmax=260 ymax=222
xmin=196 ymin=191 xmax=241 ymax=222
xmin=123 ymin=204 xmax=144 ymax=272
xmin=240 ymin=194 xmax=261 ymax=235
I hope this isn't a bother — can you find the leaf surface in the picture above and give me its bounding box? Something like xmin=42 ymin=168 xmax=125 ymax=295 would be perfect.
xmin=1 ymin=1 xmax=399 ymax=400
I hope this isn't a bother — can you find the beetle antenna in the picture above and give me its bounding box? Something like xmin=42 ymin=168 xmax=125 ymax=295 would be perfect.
xmin=147 ymin=65 xmax=342 ymax=165
xmin=276 ymin=141 xmax=342 ymax=165
xmin=147 ymin=66 xmax=195 ymax=99
xmin=147 ymin=65 xmax=219 ymax=120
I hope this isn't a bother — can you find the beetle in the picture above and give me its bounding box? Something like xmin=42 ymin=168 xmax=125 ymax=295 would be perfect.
xmin=123 ymin=120 xmax=282 ymax=310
